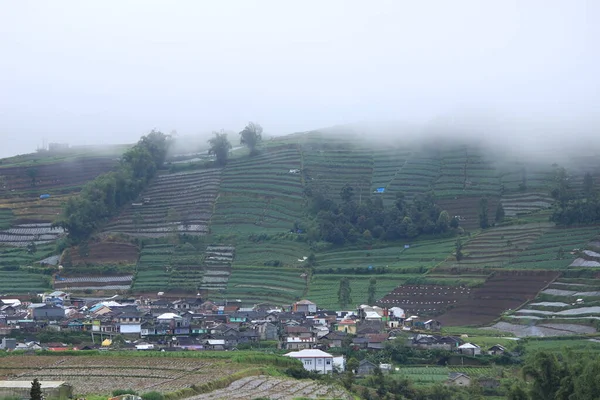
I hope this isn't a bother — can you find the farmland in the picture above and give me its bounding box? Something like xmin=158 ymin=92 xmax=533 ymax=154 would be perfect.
xmin=0 ymin=354 xmax=300 ymax=396
xmin=187 ymin=375 xmax=352 ymax=400
xmin=211 ymin=146 xmax=305 ymax=235
xmin=436 ymin=270 xmax=559 ymax=326
xmin=104 ymin=168 xmax=222 ymax=237
xmin=394 ymin=366 xmax=497 ymax=386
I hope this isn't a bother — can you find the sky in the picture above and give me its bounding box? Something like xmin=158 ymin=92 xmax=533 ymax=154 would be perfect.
xmin=1 ymin=0 xmax=599 ymax=157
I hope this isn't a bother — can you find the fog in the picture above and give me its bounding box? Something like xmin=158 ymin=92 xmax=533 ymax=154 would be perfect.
xmin=1 ymin=0 xmax=599 ymax=158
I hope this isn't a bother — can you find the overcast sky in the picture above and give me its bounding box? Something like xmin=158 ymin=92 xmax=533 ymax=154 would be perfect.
xmin=1 ymin=1 xmax=599 ymax=157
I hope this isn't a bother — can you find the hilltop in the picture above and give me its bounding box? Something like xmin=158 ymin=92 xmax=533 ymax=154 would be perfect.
xmin=2 ymin=127 xmax=600 ymax=333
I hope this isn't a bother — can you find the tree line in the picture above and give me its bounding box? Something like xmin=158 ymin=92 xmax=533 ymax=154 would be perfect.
xmin=54 ymin=130 xmax=170 ymax=243
xmin=305 ymin=184 xmax=461 ymax=245
xmin=551 ymin=168 xmax=600 ymax=225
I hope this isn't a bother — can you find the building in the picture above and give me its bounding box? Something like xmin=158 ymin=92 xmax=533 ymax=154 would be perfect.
xmin=28 ymin=304 xmax=64 ymax=320
xmin=488 ymin=344 xmax=506 ymax=355
xmin=357 ymin=359 xmax=377 ymax=375
xmin=285 ymin=349 xmax=334 ymax=374
xmin=0 ymin=381 xmax=72 ymax=400
xmin=293 ymin=300 xmax=317 ymax=314
xmin=447 ymin=373 xmax=471 ymax=387
xmin=458 ymin=343 xmax=481 ymax=356
xmin=337 ymin=319 xmax=357 ymax=334
xmin=0 ymin=338 xmax=16 ymax=350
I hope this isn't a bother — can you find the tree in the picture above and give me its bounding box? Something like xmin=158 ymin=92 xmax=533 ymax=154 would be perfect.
xmin=556 ymin=246 xmax=565 ymax=260
xmin=521 ymin=351 xmax=564 ymax=400
xmin=436 ymin=210 xmax=451 ymax=232
xmin=455 ymin=238 xmax=464 ymax=262
xmin=239 ymin=122 xmax=263 ymax=155
xmin=30 ymin=378 xmax=42 ymax=400
xmin=495 ymin=202 xmax=505 ymax=223
xmin=27 ymin=241 xmax=37 ymax=254
xmin=340 ymin=183 xmax=355 ymax=203
xmin=450 ymin=216 xmax=459 ymax=229
xmin=367 ymin=278 xmax=377 ymax=304
xmin=26 ymin=168 xmax=38 ymax=187
xmin=208 ymin=130 xmax=232 ymax=166
xmin=478 ymin=197 xmax=489 ymax=229
xmin=338 ymin=277 xmax=352 ymax=308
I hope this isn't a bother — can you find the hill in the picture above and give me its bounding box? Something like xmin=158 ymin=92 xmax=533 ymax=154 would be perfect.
xmin=1 ymin=128 xmax=600 ymax=331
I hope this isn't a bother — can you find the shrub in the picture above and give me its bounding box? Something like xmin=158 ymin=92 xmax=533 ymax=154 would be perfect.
xmin=113 ymin=389 xmax=139 ymax=396
xmin=141 ymin=392 xmax=164 ymax=400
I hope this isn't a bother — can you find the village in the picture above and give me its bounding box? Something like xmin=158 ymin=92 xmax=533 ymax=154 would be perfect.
xmin=0 ymin=291 xmax=510 ymax=388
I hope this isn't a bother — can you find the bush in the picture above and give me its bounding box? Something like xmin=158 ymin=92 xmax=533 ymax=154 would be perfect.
xmin=141 ymin=392 xmax=164 ymax=400
xmin=113 ymin=389 xmax=139 ymax=396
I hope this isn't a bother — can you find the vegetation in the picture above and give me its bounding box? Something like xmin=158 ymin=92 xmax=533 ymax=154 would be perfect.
xmin=208 ymin=130 xmax=232 ymax=166
xmin=239 ymin=122 xmax=263 ymax=155
xmin=551 ymin=167 xmax=600 ymax=225
xmin=30 ymin=379 xmax=42 ymax=400
xmin=55 ymin=130 xmax=170 ymax=242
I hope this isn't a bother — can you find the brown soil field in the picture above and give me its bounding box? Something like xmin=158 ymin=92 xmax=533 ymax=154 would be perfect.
xmin=69 ymin=241 xmax=139 ymax=265
xmin=436 ymin=270 xmax=559 ymax=326
xmin=436 ymin=196 xmax=500 ymax=231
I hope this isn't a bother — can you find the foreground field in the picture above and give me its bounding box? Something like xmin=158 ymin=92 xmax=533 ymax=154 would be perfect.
xmin=0 ymin=354 xmax=285 ymax=396
xmin=187 ymin=375 xmax=352 ymax=400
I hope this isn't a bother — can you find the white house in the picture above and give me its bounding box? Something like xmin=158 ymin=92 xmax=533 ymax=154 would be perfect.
xmin=458 ymin=343 xmax=481 ymax=356
xmin=285 ymin=349 xmax=334 ymax=374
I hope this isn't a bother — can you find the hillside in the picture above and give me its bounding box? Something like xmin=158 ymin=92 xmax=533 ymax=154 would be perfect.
xmin=1 ymin=129 xmax=600 ymax=330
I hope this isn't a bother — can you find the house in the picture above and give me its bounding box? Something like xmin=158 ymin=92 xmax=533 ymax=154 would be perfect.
xmin=28 ymin=304 xmax=64 ymax=320
xmin=337 ymin=319 xmax=357 ymax=334
xmin=320 ymin=331 xmax=347 ymax=348
xmin=458 ymin=343 xmax=481 ymax=356
xmin=447 ymin=372 xmax=471 ymax=386
xmin=424 ymin=319 xmax=442 ymax=331
xmin=284 ymin=325 xmax=313 ymax=338
xmin=0 ymin=305 xmax=16 ymax=316
xmin=118 ymin=312 xmax=142 ymax=334
xmin=357 ymin=359 xmax=377 ymax=376
xmin=43 ymin=291 xmax=71 ymax=306
xmin=366 ymin=333 xmax=389 ymax=350
xmin=0 ymin=381 xmax=73 ymax=400
xmin=488 ymin=344 xmax=506 ymax=355
xmin=293 ymin=300 xmax=317 ymax=314
xmin=285 ymin=336 xmax=316 ymax=350
xmin=0 ymin=337 xmax=16 ymax=350
xmin=255 ymin=322 xmax=278 ymax=341
xmin=285 ymin=349 xmax=334 ymax=374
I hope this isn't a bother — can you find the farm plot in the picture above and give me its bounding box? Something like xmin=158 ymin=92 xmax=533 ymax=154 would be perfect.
xmin=395 ymin=366 xmax=495 ymax=386
xmin=436 ymin=270 xmax=559 ymax=326
xmin=370 ymin=148 xmax=411 ymax=205
xmin=500 ymin=192 xmax=553 ymax=217
xmin=69 ymin=241 xmax=139 ymax=265
xmin=302 ymin=147 xmax=373 ymax=200
xmin=233 ymin=241 xmax=312 ymax=268
xmin=315 ymin=238 xmax=455 ymax=273
xmin=132 ymin=244 xmax=174 ymax=292
xmin=0 ymin=223 xmax=64 ymax=247
xmin=0 ymin=208 xmax=14 ymax=230
xmin=307 ymin=274 xmax=410 ymax=310
xmin=486 ymin=321 xmax=597 ymax=337
xmin=199 ymin=245 xmax=235 ymax=292
xmin=386 ymin=154 xmax=440 ymax=201
xmin=104 ymin=168 xmax=222 ymax=237
xmin=186 ymin=375 xmax=352 ymax=400
xmin=54 ymin=275 xmax=134 ymax=291
xmin=443 ymin=222 xmax=553 ymax=269
xmin=0 ymin=355 xmax=243 ymax=396
xmin=211 ymin=146 xmax=305 ymax=235
xmin=498 ymin=163 xmax=555 ymax=192
xmin=0 ymin=270 xmax=51 ymax=294
xmin=508 ymin=226 xmax=600 ymax=270
xmin=435 ymin=196 xmax=500 ymax=232
xmin=224 ymin=265 xmax=307 ymax=306
xmin=0 ymin=155 xmax=118 ymax=192
xmin=378 ymin=285 xmax=473 ymax=315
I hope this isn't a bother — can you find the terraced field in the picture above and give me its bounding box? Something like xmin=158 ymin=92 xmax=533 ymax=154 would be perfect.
xmin=437 ymin=270 xmax=559 ymax=326
xmin=435 ymin=197 xmax=500 ymax=232
xmin=211 ymin=146 xmax=305 ymax=235
xmin=444 ymin=223 xmax=554 ymax=269
xmin=508 ymin=226 xmax=600 ymax=270
xmin=0 ymin=243 xmax=56 ymax=294
xmin=199 ymin=245 xmax=234 ymax=292
xmin=0 ymin=223 xmax=64 ymax=247
xmin=395 ymin=366 xmax=496 ymax=386
xmin=188 ymin=375 xmax=352 ymax=400
xmin=0 ymin=355 xmax=244 ymax=396
xmin=132 ymin=244 xmax=174 ymax=292
xmin=105 ymin=168 xmax=222 ymax=237
xmin=500 ymin=192 xmax=553 ymax=217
